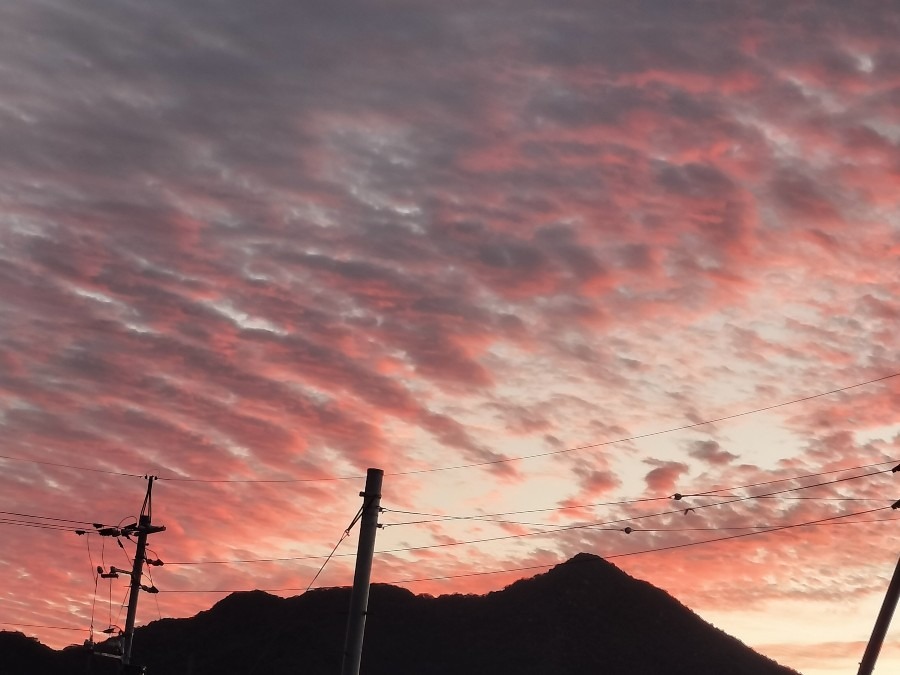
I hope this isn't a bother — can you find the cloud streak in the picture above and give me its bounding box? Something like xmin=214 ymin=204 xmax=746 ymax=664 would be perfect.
xmin=1 ymin=2 xmax=899 ymax=673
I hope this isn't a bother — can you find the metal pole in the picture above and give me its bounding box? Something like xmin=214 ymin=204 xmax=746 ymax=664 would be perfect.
xmin=121 ymin=477 xmax=164 ymax=672
xmin=122 ymin=516 xmax=149 ymax=667
xmin=858 ymin=554 xmax=900 ymax=675
xmin=340 ymin=468 xmax=383 ymax=675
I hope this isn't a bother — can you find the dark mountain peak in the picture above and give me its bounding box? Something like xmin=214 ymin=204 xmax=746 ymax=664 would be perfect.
xmin=369 ymin=582 xmax=418 ymax=602
xmin=566 ymin=550 xmax=605 ymax=564
xmin=181 ymin=588 xmax=286 ymax=629
xmin=0 ymin=630 xmax=59 ymax=672
xmin=10 ymin=553 xmax=800 ymax=675
xmin=548 ymin=550 xmax=625 ymax=577
xmin=208 ymin=588 xmax=281 ymax=612
xmin=498 ymin=550 xmax=636 ymax=600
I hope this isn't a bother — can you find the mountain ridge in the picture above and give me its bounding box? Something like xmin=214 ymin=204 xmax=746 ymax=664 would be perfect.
xmin=7 ymin=553 xmax=801 ymax=674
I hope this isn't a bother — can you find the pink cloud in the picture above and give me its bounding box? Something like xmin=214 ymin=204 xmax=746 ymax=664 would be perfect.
xmin=644 ymin=461 xmax=691 ymax=494
xmin=2 ymin=8 xmax=900 ymax=675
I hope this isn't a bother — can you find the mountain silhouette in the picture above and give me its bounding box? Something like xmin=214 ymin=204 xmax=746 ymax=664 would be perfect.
xmin=8 ymin=553 xmax=800 ymax=674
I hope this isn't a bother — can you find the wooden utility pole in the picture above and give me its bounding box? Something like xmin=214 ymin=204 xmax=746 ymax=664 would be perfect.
xmin=858 ymin=554 xmax=900 ymax=675
xmin=120 ymin=476 xmax=165 ymax=674
xmin=340 ymin=468 xmax=383 ymax=675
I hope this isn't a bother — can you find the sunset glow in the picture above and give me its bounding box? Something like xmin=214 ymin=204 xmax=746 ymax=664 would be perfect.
xmin=1 ymin=2 xmax=900 ymax=674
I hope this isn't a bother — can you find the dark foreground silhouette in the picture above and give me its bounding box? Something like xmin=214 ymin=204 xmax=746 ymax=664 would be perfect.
xmin=3 ymin=553 xmax=800 ymax=675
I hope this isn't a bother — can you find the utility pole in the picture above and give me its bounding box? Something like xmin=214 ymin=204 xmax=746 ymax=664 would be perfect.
xmin=857 ymin=554 xmax=900 ymax=675
xmin=340 ymin=468 xmax=383 ymax=675
xmin=120 ymin=476 xmax=166 ymax=674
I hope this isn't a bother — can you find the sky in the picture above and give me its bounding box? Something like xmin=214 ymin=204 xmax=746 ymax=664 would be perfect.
xmin=1 ymin=1 xmax=899 ymax=673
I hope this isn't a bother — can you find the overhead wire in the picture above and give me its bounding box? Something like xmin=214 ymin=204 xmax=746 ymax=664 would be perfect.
xmin=384 ymin=506 xmax=893 ymax=585
xmin=162 ymin=488 xmax=899 ymax=570
xmin=0 ymin=453 xmax=144 ymax=478
xmin=117 ymin=538 xmax=133 ymax=569
xmin=381 ymin=458 xmax=899 ymax=524
xmin=381 ymin=465 xmax=894 ymax=532
xmin=381 ymin=372 xmax=900 ymax=477
xmin=161 ymin=371 xmax=900 ymax=482
xmin=241 ymin=503 xmax=369 ymax=675
xmin=3 ymin=371 xmax=896 ymax=483
xmin=303 ymin=503 xmax=366 ymax=593
xmin=3 ymin=376 xmax=898 ymax=629
xmin=383 ymin=502 xmax=899 ymax=530
xmin=680 ymin=459 xmax=900 ymax=497
xmin=0 ymin=622 xmax=87 ymax=632
xmin=367 ymin=468 xmax=895 ymax=556
xmin=146 ymin=566 xmax=163 ymax=622
xmin=0 ymin=518 xmax=86 ymax=532
xmin=162 ymin=463 xmax=895 ymax=566
xmin=85 ymin=535 xmax=99 ymax=643
xmin=113 ymin=586 xmax=130 ymax=632
xmin=102 ymin=539 xmax=113 ymax=631
xmin=605 ymin=516 xmax=900 ymax=533
xmin=0 ymin=510 xmax=120 ymax=536
xmin=382 ymin=496 xmax=891 ymax=528
xmin=0 ymin=509 xmax=101 ymax=526
xmin=155 ymin=505 xmax=897 ymax=593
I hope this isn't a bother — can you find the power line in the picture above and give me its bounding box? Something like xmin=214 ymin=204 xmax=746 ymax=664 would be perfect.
xmin=0 ymin=518 xmax=86 ymax=532
xmin=682 ymin=459 xmax=900 ymax=497
xmin=381 ymin=458 xmax=898 ymax=525
xmin=155 ymin=506 xmax=896 ymax=593
xmin=5 ymin=461 xmax=889 ymax=570
xmin=86 ymin=535 xmax=99 ymax=643
xmin=167 ymin=507 xmax=369 ymax=569
xmin=159 ymin=474 xmax=355 ymax=484
xmin=373 ymin=469 xmax=892 ymax=554
xmin=0 ymin=509 xmax=99 ymax=525
xmin=0 ymin=453 xmax=144 ymax=478
xmin=595 ymin=517 xmax=900 ymax=533
xmin=146 ymin=566 xmax=163 ymax=623
xmin=164 ymin=552 xmax=332 ymax=566
xmin=0 ymin=622 xmax=87 ymax=632
xmin=164 ymin=371 xmax=900 ymax=482
xmin=384 ymin=496 xmax=672 ymax=522
xmin=164 ymin=513 xmax=900 ymax=568
xmin=165 ymin=485 xmax=895 ymax=569
xmin=5 ymin=371 xmax=890 ymax=484
xmin=383 ymin=501 xmax=899 ymax=530
xmin=384 ymin=372 xmax=900 ymax=477
xmin=383 ymin=506 xmax=893 ymax=585
xmin=158 ymin=506 xmax=367 ymax=598
xmin=304 ymin=505 xmax=364 ymax=593
xmin=163 ymin=464 xmax=894 ymax=566
xmin=685 ymin=467 xmax=892 ymax=503
xmin=0 ymin=508 xmax=122 ymax=534
xmin=605 ymin=507 xmax=891 ymax=558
